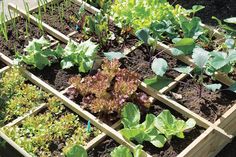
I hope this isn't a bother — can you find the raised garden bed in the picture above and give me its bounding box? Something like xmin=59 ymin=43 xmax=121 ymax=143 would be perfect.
xmin=0 ymin=0 xmax=235 ymax=156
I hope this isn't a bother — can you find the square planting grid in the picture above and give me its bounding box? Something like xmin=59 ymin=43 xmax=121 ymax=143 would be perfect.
xmin=0 ymin=0 xmax=235 ymax=156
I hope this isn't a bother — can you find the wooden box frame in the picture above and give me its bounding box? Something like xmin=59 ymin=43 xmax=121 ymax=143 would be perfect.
xmin=0 ymin=0 xmax=234 ymax=156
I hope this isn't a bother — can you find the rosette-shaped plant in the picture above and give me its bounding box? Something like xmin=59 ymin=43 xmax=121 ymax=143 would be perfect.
xmin=68 ymin=59 xmax=151 ymax=114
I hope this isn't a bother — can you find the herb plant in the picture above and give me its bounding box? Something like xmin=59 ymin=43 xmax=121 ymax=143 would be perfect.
xmin=0 ymin=1 xmax=8 ymax=41
xmin=120 ymin=103 xmax=196 ymax=148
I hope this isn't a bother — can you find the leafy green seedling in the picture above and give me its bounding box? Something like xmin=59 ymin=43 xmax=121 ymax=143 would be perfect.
xmin=111 ymin=145 xmax=143 ymax=157
xmin=120 ymin=103 xmax=196 ymax=148
xmin=61 ymin=39 xmax=98 ymax=73
xmin=65 ymin=145 xmax=88 ymax=157
xmin=16 ymin=36 xmax=63 ymax=69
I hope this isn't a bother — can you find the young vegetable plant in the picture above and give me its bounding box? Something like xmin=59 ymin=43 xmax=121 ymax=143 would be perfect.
xmin=67 ymin=59 xmax=151 ymax=115
xmin=60 ymin=39 xmax=98 ymax=73
xmin=120 ymin=103 xmax=196 ymax=148
xmin=111 ymin=145 xmax=143 ymax=157
xmin=15 ymin=36 xmax=63 ymax=70
xmin=0 ymin=1 xmax=8 ymax=41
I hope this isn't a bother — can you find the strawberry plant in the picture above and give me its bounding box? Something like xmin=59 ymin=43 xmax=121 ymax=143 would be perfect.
xmin=67 ymin=59 xmax=151 ymax=115
xmin=120 ymin=103 xmax=196 ymax=148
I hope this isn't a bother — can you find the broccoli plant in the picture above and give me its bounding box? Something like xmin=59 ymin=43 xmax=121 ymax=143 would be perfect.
xmin=120 ymin=103 xmax=196 ymax=148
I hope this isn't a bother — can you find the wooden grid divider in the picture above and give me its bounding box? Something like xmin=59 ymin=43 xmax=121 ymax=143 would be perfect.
xmin=0 ymin=1 xmax=233 ymax=157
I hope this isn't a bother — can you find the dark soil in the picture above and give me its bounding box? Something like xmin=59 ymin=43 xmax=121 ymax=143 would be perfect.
xmin=168 ymin=0 xmax=236 ymax=26
xmin=0 ymin=61 xmax=6 ymax=69
xmin=167 ymin=76 xmax=236 ymax=123
xmin=121 ymin=45 xmax=185 ymax=80
xmin=0 ymin=17 xmax=52 ymax=59
xmin=0 ymin=141 xmax=23 ymax=157
xmin=33 ymin=1 xmax=84 ymax=35
xmin=29 ymin=63 xmax=80 ymax=91
xmin=88 ymin=138 xmax=119 ymax=157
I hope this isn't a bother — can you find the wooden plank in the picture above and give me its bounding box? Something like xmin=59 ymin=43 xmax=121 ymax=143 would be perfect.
xmin=159 ymin=73 xmax=189 ymax=94
xmin=85 ymin=120 xmax=121 ymax=150
xmin=72 ymin=0 xmax=100 ymax=14
xmin=0 ymin=66 xmax=9 ymax=74
xmin=0 ymin=130 xmax=32 ymax=157
xmin=178 ymin=127 xmax=231 ymax=157
xmin=215 ymin=104 xmax=236 ymax=136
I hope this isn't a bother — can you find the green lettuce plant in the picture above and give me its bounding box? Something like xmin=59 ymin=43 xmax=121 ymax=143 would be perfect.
xmin=120 ymin=103 xmax=196 ymax=148
xmin=111 ymin=145 xmax=143 ymax=157
xmin=16 ymin=36 xmax=63 ymax=70
xmin=60 ymin=39 xmax=98 ymax=73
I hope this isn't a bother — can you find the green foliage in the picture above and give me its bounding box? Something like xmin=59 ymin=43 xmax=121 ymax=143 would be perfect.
xmin=212 ymin=16 xmax=236 ymax=36
xmin=111 ymin=145 xmax=143 ymax=157
xmin=154 ymin=110 xmax=196 ymax=140
xmin=3 ymin=97 xmax=98 ymax=156
xmin=120 ymin=103 xmax=196 ymax=148
xmin=151 ymin=58 xmax=168 ymax=77
xmin=0 ymin=1 xmax=8 ymax=41
xmin=0 ymin=67 xmax=48 ymax=125
xmin=111 ymin=0 xmax=185 ymax=33
xmin=65 ymin=145 xmax=88 ymax=157
xmin=16 ymin=36 xmax=63 ymax=70
xmin=104 ymin=52 xmax=126 ymax=61
xmin=61 ymin=39 xmax=98 ymax=73
xmin=171 ymin=38 xmax=196 ymax=56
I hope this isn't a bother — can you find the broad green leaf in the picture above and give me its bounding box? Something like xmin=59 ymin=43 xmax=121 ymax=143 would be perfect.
xmin=135 ymin=28 xmax=150 ymax=45
xmin=147 ymin=128 xmax=167 ymax=148
xmin=185 ymin=118 xmax=197 ymax=130
xmin=34 ymin=53 xmax=50 ymax=70
xmin=171 ymin=48 xmax=185 ymax=56
xmin=174 ymin=66 xmax=193 ymax=74
xmin=104 ymin=52 xmax=126 ymax=61
xmin=110 ymin=145 xmax=133 ymax=157
xmin=154 ymin=110 xmax=196 ymax=140
xmin=191 ymin=5 xmax=205 ymax=13
xmin=192 ymin=48 xmax=209 ymax=69
xmin=179 ymin=16 xmax=202 ymax=38
xmin=61 ymin=57 xmax=74 ymax=69
xmin=227 ymin=83 xmax=236 ymax=93
xmin=151 ymin=58 xmax=168 ymax=77
xmin=142 ymin=114 xmax=156 ymax=131
xmin=133 ymin=145 xmax=143 ymax=157
xmin=120 ymin=128 xmax=142 ymax=141
xmin=203 ymin=83 xmax=222 ymax=92
xmin=144 ymin=76 xmax=173 ymax=90
xmin=225 ymin=39 xmax=235 ymax=49
xmin=209 ymin=51 xmax=227 ymax=70
xmin=224 ymin=17 xmax=236 ymax=24
xmin=121 ymin=103 xmax=140 ymax=128
xmin=66 ymin=145 xmax=87 ymax=157
xmin=173 ymin=38 xmax=196 ymax=55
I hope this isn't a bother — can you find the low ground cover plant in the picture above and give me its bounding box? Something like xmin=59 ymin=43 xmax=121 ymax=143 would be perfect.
xmin=2 ymin=97 xmax=100 ymax=157
xmin=0 ymin=67 xmax=48 ymax=125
